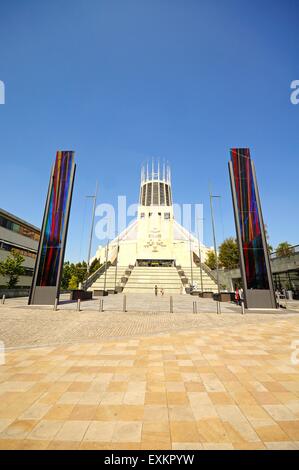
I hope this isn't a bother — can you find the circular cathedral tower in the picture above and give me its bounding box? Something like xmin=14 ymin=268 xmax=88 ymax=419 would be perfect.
xmin=136 ymin=161 xmax=175 ymax=264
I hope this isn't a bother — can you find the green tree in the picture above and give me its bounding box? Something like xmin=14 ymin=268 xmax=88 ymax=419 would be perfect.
xmin=89 ymin=258 xmax=101 ymax=274
xmin=0 ymin=250 xmax=25 ymax=288
xmin=218 ymin=237 xmax=239 ymax=269
xmin=276 ymin=242 xmax=293 ymax=258
xmin=205 ymin=250 xmax=217 ymax=270
xmin=61 ymin=261 xmax=89 ymax=289
xmin=61 ymin=262 xmax=71 ymax=290
xmin=61 ymin=262 xmax=76 ymax=289
xmin=68 ymin=274 xmax=78 ymax=290
xmin=76 ymin=261 xmax=87 ymax=283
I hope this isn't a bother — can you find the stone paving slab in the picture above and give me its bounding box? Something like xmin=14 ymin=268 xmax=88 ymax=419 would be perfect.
xmin=0 ymin=296 xmax=298 ymax=349
xmin=0 ymin=296 xmax=299 ymax=450
xmin=4 ymin=293 xmax=239 ymax=313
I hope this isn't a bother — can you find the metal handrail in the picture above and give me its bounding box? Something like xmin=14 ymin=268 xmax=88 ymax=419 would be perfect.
xmin=82 ymin=261 xmax=111 ymax=291
xmin=82 ymin=264 xmax=132 ymax=291
xmin=180 ymin=263 xmax=218 ymax=284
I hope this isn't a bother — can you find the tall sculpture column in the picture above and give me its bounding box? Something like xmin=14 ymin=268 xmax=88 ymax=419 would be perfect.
xmin=228 ymin=148 xmax=276 ymax=309
xmin=29 ymin=151 xmax=76 ymax=305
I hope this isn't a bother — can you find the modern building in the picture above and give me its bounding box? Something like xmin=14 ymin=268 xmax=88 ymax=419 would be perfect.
xmin=216 ymin=245 xmax=299 ymax=300
xmin=270 ymin=246 xmax=299 ymax=297
xmin=0 ymin=208 xmax=40 ymax=288
xmin=86 ymin=163 xmax=218 ymax=294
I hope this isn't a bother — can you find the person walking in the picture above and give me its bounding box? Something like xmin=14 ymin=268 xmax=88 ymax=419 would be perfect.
xmin=154 ymin=285 xmax=158 ymax=296
xmin=239 ymin=288 xmax=244 ymax=306
xmin=235 ymin=287 xmax=240 ymax=305
xmin=275 ymin=289 xmax=280 ymax=308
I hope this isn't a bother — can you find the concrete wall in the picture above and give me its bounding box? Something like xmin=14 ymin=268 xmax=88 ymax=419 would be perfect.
xmin=271 ymin=252 xmax=299 ymax=274
xmin=0 ymin=288 xmax=30 ymax=298
xmin=0 ymin=226 xmax=38 ymax=252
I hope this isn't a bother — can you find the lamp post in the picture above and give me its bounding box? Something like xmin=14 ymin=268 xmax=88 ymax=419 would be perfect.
xmin=209 ymin=190 xmax=221 ymax=313
xmin=196 ymin=217 xmax=204 ymax=294
xmin=103 ymin=217 xmax=111 ymax=295
xmin=189 ymin=234 xmax=194 ymax=293
xmin=114 ymin=236 xmax=120 ymax=293
xmin=86 ymin=181 xmax=98 ymax=276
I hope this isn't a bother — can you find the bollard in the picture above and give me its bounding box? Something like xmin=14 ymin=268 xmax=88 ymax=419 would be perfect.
xmin=216 ymin=300 xmax=221 ymax=314
xmin=170 ymin=296 xmax=173 ymax=313
xmin=241 ymin=301 xmax=245 ymax=315
xmin=53 ymin=298 xmax=58 ymax=311
xmin=193 ymin=301 xmax=197 ymax=314
xmin=123 ymin=294 xmax=126 ymax=312
xmin=99 ymin=299 xmax=104 ymax=312
xmin=2 ymin=294 xmax=5 ymax=305
xmin=77 ymin=298 xmax=81 ymax=312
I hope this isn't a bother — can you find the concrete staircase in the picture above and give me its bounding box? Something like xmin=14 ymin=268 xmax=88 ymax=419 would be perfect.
xmin=123 ymin=266 xmax=183 ymax=294
xmin=180 ymin=267 xmax=218 ymax=292
xmin=88 ymin=266 xmax=130 ymax=294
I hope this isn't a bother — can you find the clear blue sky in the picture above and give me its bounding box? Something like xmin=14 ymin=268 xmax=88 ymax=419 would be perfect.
xmin=0 ymin=0 xmax=298 ymax=262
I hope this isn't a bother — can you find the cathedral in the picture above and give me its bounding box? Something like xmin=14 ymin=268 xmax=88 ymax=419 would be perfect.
xmin=87 ymin=163 xmax=218 ymax=295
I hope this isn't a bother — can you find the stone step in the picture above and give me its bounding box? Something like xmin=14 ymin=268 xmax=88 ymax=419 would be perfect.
xmin=123 ymin=266 xmax=183 ymax=294
xmin=124 ymin=288 xmax=183 ymax=293
xmin=89 ymin=265 xmax=129 ymax=293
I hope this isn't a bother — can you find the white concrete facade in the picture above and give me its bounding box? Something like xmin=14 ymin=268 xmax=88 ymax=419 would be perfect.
xmin=93 ymin=163 xmax=213 ymax=269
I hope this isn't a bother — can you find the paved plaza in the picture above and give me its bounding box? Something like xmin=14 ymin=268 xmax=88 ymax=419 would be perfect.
xmin=0 ymin=294 xmax=299 ymax=449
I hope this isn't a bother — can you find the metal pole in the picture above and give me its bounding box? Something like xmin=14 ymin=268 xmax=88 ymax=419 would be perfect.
xmin=209 ymin=189 xmax=221 ymax=314
xmin=189 ymin=235 xmax=194 ymax=292
xmin=77 ymin=298 xmax=81 ymax=312
xmin=2 ymin=294 xmax=5 ymax=305
xmin=170 ymin=295 xmax=173 ymax=313
xmin=86 ymin=181 xmax=98 ymax=276
xmin=241 ymin=300 xmax=245 ymax=315
xmin=123 ymin=294 xmax=126 ymax=312
xmin=196 ymin=217 xmax=204 ymax=294
xmin=103 ymin=241 xmax=109 ymax=294
xmin=53 ymin=298 xmax=58 ymax=311
xmin=114 ymin=237 xmax=119 ymax=292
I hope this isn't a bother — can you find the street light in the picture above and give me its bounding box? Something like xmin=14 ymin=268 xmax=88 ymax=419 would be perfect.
xmin=114 ymin=236 xmax=120 ymax=293
xmin=196 ymin=217 xmax=204 ymax=294
xmin=189 ymin=234 xmax=194 ymax=292
xmin=209 ymin=189 xmax=221 ymax=314
xmin=86 ymin=181 xmax=98 ymax=276
xmin=103 ymin=216 xmax=111 ymax=295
